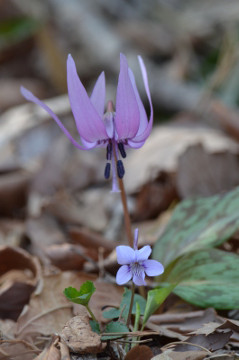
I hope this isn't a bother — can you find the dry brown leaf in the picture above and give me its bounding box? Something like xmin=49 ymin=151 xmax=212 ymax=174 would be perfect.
xmin=58 ymin=340 xmax=70 ymax=360
xmin=172 ymin=331 xmax=232 ymax=352
xmin=125 ymin=125 xmax=239 ymax=194
xmin=61 ymin=307 xmax=104 ymax=354
xmin=44 ymin=243 xmax=96 ymax=271
xmin=0 ymin=339 xmax=40 ymax=360
xmin=190 ymin=322 xmax=222 ymax=336
xmin=16 ymin=271 xmax=97 ymax=341
xmin=150 ymin=308 xmax=223 ymax=334
xmin=0 ymin=219 xmax=25 ymax=247
xmin=152 ymin=349 xmax=209 ymax=360
xmin=187 ymin=318 xmax=239 ymax=345
xmin=43 ymin=189 xmax=109 ymax=232
xmin=0 ymin=246 xmax=41 ymax=320
xmin=0 ymin=319 xmax=16 ymax=340
xmin=176 ymin=143 xmax=239 ymax=198
xmin=33 ymin=336 xmax=61 ymax=360
xmin=68 ymin=226 xmax=115 ymax=253
xmin=0 ymin=170 xmax=30 ymax=217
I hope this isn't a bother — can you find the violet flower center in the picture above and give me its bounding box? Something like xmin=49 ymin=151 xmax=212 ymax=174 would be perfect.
xmin=130 ymin=262 xmax=144 ymax=277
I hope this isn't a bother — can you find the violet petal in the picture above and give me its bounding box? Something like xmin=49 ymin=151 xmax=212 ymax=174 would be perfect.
xmin=133 ymin=228 xmax=139 ymax=250
xmin=115 ymin=53 xmax=140 ymax=140
xmin=116 ymin=265 xmax=132 ymax=285
xmin=135 ymin=245 xmax=151 ymax=262
xmin=67 ymin=54 xmax=108 ymax=142
xmin=116 ymin=245 xmax=135 ymax=265
xmin=90 ymin=71 xmax=105 ymax=118
xmin=143 ymin=260 xmax=164 ymax=276
xmin=20 ymin=86 xmax=93 ymax=150
xmin=133 ymin=271 xmax=146 ymax=286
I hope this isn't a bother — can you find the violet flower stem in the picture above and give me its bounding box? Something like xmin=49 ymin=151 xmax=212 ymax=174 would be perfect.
xmin=126 ymin=283 xmax=135 ymax=328
xmin=118 ymin=177 xmax=134 ymax=248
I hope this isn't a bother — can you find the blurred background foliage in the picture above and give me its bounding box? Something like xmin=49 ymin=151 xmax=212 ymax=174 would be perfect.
xmin=2 ymin=0 xmax=239 ymax=113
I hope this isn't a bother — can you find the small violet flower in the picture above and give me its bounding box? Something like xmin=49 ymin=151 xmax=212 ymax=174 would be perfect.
xmin=116 ymin=229 xmax=164 ymax=286
xmin=21 ymin=53 xmax=153 ymax=192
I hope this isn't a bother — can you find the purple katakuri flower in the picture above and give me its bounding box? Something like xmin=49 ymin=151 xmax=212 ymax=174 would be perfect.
xmin=21 ymin=53 xmax=153 ymax=192
xmin=116 ymin=229 xmax=164 ymax=286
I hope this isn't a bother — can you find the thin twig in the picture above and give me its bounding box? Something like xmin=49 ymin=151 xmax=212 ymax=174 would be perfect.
xmin=164 ymin=341 xmax=212 ymax=354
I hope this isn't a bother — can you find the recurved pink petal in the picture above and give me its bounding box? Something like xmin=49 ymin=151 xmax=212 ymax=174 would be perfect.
xmin=20 ymin=86 xmax=93 ymax=150
xmin=67 ymin=54 xmax=108 ymax=142
xmin=143 ymin=260 xmax=164 ymax=276
xmin=116 ymin=265 xmax=132 ymax=285
xmin=116 ymin=245 xmax=135 ymax=265
xmin=129 ymin=56 xmax=153 ymax=144
xmin=115 ymin=54 xmax=140 ymax=140
xmin=90 ymin=71 xmax=105 ymax=118
xmin=128 ymin=68 xmax=148 ymax=136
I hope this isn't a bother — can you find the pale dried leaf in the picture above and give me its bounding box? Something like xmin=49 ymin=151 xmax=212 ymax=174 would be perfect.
xmin=61 ymin=308 xmax=104 ymax=354
xmin=16 ymin=271 xmax=97 ymax=341
xmin=125 ymin=125 xmax=239 ymax=193
xmin=0 ymin=246 xmax=41 ymax=320
xmin=152 ymin=349 xmax=209 ymax=360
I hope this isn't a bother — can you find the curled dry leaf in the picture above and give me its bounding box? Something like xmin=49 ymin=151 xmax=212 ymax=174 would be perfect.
xmin=0 ymin=246 xmax=41 ymax=320
xmin=61 ymin=307 xmax=104 ymax=354
xmin=34 ymin=335 xmax=61 ymax=360
xmin=16 ymin=271 xmax=97 ymax=342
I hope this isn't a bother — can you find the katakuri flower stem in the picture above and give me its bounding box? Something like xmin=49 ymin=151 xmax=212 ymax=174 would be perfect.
xmin=118 ymin=177 xmax=134 ymax=248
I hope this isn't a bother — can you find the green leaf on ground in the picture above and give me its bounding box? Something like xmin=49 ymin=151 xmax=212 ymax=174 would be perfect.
xmin=90 ymin=320 xmax=100 ymax=334
xmin=103 ymin=287 xmax=146 ymax=321
xmin=64 ymin=281 xmax=96 ymax=306
xmin=101 ymin=321 xmax=129 ymax=340
xmin=153 ymin=186 xmax=239 ymax=267
xmin=167 ymin=248 xmax=239 ymax=309
xmin=142 ymin=284 xmax=176 ymax=328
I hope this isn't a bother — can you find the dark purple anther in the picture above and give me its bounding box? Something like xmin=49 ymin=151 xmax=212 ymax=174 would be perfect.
xmin=118 ymin=142 xmax=126 ymax=158
xmin=106 ymin=142 xmax=112 ymax=160
xmin=117 ymin=160 xmax=125 ymax=178
xmin=104 ymin=162 xmax=111 ymax=179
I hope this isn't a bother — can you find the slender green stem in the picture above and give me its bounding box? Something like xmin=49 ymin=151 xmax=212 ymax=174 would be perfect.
xmin=126 ymin=283 xmax=135 ymax=327
xmin=118 ymin=177 xmax=134 ymax=247
xmin=85 ymin=305 xmax=97 ymax=322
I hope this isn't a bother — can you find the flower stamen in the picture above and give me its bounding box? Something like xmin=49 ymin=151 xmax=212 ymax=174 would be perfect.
xmin=118 ymin=142 xmax=127 ymax=158
xmin=104 ymin=162 xmax=111 ymax=179
xmin=117 ymin=159 xmax=125 ymax=178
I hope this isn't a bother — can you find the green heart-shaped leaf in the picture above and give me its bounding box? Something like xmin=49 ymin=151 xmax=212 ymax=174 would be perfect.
xmin=64 ymin=281 xmax=96 ymax=306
